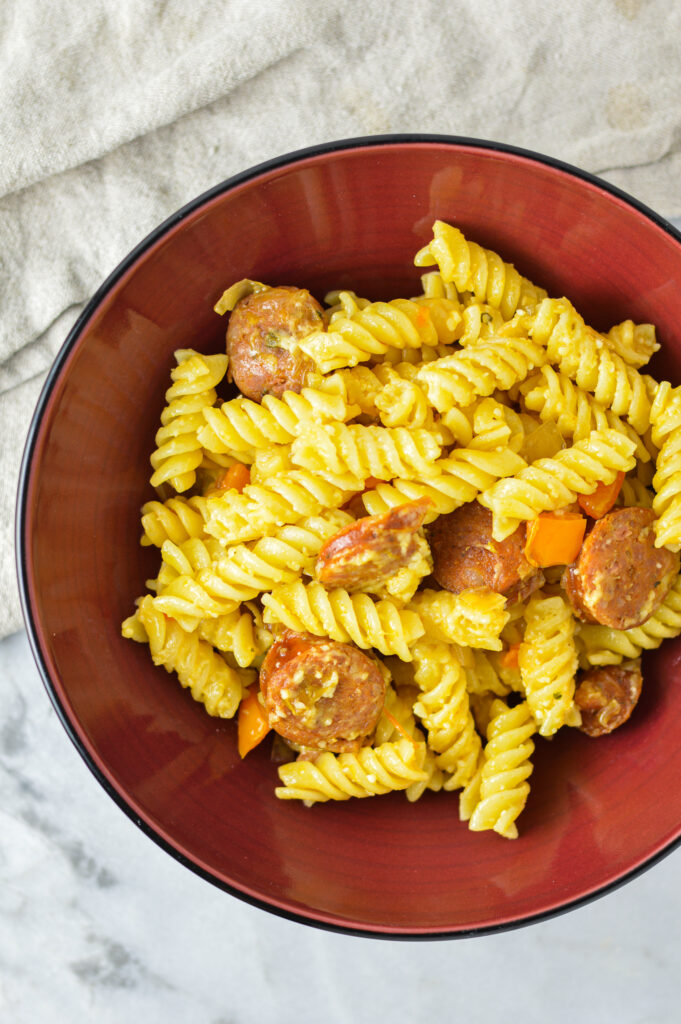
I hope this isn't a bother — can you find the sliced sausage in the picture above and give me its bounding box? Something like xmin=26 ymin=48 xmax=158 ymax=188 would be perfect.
xmin=574 ymin=661 xmax=643 ymax=737
xmin=259 ymin=629 xmax=386 ymax=753
xmin=427 ymin=501 xmax=544 ymax=602
xmin=316 ymin=498 xmax=432 ymax=591
xmin=563 ymin=507 xmax=679 ymax=630
xmin=226 ymin=286 xmax=322 ymax=401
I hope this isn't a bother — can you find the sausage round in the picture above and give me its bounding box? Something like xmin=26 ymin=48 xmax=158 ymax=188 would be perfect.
xmin=563 ymin=507 xmax=679 ymax=630
xmin=316 ymin=498 xmax=432 ymax=591
xmin=226 ymin=286 xmax=322 ymax=401
xmin=427 ymin=501 xmax=544 ymax=602
xmin=574 ymin=661 xmax=643 ymax=737
xmin=259 ymin=629 xmax=386 ymax=753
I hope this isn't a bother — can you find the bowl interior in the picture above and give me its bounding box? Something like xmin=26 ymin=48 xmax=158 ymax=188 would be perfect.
xmin=20 ymin=139 xmax=681 ymax=935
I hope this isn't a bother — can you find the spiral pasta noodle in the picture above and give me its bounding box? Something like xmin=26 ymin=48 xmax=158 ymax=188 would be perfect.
xmin=650 ymin=382 xmax=681 ymax=551
xmin=414 ymin=220 xmax=547 ymax=320
xmin=198 ymin=387 xmax=358 ymax=462
xmin=197 ymin=604 xmax=271 ymax=669
xmin=467 ymin=698 xmax=536 ymax=839
xmin=149 ymin=350 xmax=229 ymax=492
xmin=416 ymin=337 xmax=546 ymax=413
xmin=521 ymin=365 xmax=651 ymax=464
xmin=123 ymin=217 xmax=679 ymax=839
xmin=204 ymin=470 xmax=361 ymax=545
xmin=261 ymin=581 xmax=425 ymax=660
xmin=153 ymin=511 xmax=354 ymax=621
xmin=361 ymin=448 xmax=527 ymax=520
xmin=412 ymin=642 xmax=481 ymax=788
xmin=606 ymin=319 xmax=659 ymax=369
xmin=140 ymin=496 xmax=208 ymax=548
xmin=275 ymin=737 xmax=428 ymax=803
xmin=479 ymin=428 xmax=637 ymax=540
xmin=295 ymin=297 xmax=455 ymax=372
xmin=291 ymin=423 xmax=443 ymax=483
xmin=524 ymin=298 xmax=653 ymax=434
xmin=124 ymin=596 xmax=252 ymax=718
xmin=517 ymin=594 xmax=580 ymax=737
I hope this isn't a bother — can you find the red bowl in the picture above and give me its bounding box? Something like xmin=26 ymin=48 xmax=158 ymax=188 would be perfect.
xmin=17 ymin=136 xmax=681 ymax=938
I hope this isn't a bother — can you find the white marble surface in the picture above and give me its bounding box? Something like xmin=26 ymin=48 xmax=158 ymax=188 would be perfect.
xmin=1 ymin=620 xmax=681 ymax=1023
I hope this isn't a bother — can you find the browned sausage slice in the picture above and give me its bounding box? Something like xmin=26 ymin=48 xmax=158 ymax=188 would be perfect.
xmin=259 ymin=629 xmax=386 ymax=753
xmin=574 ymin=661 xmax=643 ymax=737
xmin=226 ymin=286 xmax=322 ymax=401
xmin=316 ymin=498 xmax=432 ymax=591
xmin=563 ymin=507 xmax=679 ymax=630
xmin=427 ymin=501 xmax=544 ymax=602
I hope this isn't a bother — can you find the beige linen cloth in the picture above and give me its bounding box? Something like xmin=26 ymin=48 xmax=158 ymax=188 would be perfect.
xmin=3 ymin=0 xmax=681 ymax=638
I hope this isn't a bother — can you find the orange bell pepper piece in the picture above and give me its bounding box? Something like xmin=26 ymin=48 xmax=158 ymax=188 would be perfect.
xmin=237 ymin=687 xmax=271 ymax=759
xmin=500 ymin=643 xmax=521 ymax=669
xmin=578 ymin=472 xmax=625 ymax=519
xmin=217 ymin=462 xmax=250 ymax=494
xmin=524 ymin=512 xmax=587 ymax=568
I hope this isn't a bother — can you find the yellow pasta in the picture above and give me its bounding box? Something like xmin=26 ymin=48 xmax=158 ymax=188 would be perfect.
xmin=124 ymin=596 xmax=252 ymax=718
xmin=198 ymin=386 xmax=359 ymax=462
xmin=467 ymin=698 xmax=536 ymax=840
xmin=478 ymin=428 xmax=637 ymax=540
xmin=407 ymin=589 xmax=510 ymax=650
xmin=416 ymin=336 xmax=546 ymax=413
xmin=123 ymin=217 xmax=678 ymax=839
xmin=414 ymin=220 xmax=547 ymax=319
xmin=290 ymin=422 xmax=443 ymax=482
xmin=295 ymin=296 xmax=457 ymax=372
xmin=517 ymin=594 xmax=580 ymax=737
xmin=149 ymin=350 xmax=229 ymax=492
xmin=275 ymin=737 xmax=428 ymax=803
xmin=412 ymin=642 xmax=481 ymax=788
xmin=650 ymin=382 xmax=681 ymax=551
xmin=577 ymin=573 xmax=681 ymax=667
xmin=361 ymin=448 xmax=527 ymax=520
xmin=521 ymin=365 xmax=651 ymax=464
xmin=261 ymin=581 xmax=425 ymax=661
xmin=140 ymin=495 xmax=208 ymax=548
xmin=204 ymin=469 xmax=362 ymax=546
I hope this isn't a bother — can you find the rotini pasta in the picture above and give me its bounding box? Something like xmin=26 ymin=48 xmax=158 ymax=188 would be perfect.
xmin=295 ymin=296 xmax=457 ymax=372
xmin=521 ymin=365 xmax=651 ymax=464
xmin=198 ymin=386 xmax=358 ymax=462
xmin=149 ymin=350 xmax=229 ymax=492
xmin=523 ymin=297 xmax=653 ymax=434
xmin=416 ymin=336 xmax=546 ymax=412
xmin=204 ymin=469 xmax=362 ymax=546
xmin=650 ymin=382 xmax=681 ymax=551
xmin=261 ymin=581 xmax=425 ymax=660
xmin=407 ymin=589 xmax=509 ymax=650
xmin=361 ymin=448 xmax=527 ymax=520
xmin=467 ymin=698 xmax=536 ymax=839
xmin=517 ymin=594 xmax=580 ymax=737
xmin=123 ymin=218 xmax=678 ymax=840
xmin=414 ymin=220 xmax=547 ymax=320
xmin=478 ymin=428 xmax=637 ymax=540
xmin=291 ymin=422 xmax=443 ymax=483
xmin=412 ymin=642 xmax=481 ymax=788
xmin=124 ymin=596 xmax=252 ymax=717
xmin=577 ymin=573 xmax=681 ymax=667
xmin=274 ymin=737 xmax=428 ymax=803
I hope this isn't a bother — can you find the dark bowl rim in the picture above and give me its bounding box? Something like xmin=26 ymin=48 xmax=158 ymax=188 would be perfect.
xmin=15 ymin=132 xmax=681 ymax=940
